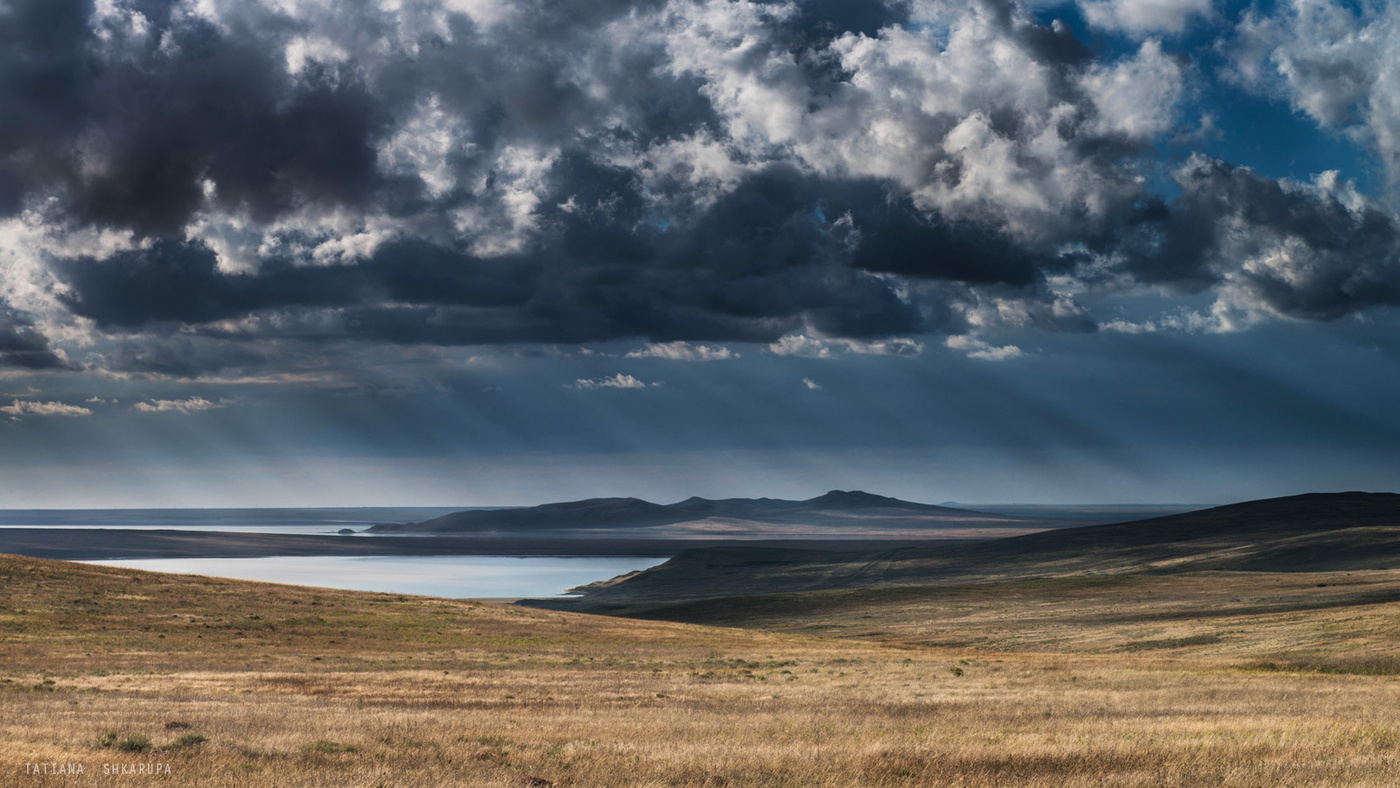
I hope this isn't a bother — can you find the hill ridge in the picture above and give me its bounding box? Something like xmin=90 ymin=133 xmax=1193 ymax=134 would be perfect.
xmin=369 ymin=490 xmax=1027 ymax=534
xmin=536 ymin=491 xmax=1400 ymax=610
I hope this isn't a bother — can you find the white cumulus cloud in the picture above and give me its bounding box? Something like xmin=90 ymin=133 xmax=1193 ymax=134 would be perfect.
xmin=768 ymin=334 xmax=924 ymax=358
xmin=572 ymin=373 xmax=657 ymax=390
xmin=1229 ymin=1 xmax=1400 ymax=187
xmin=132 ymin=397 xmax=230 ymax=414
xmin=1 ymin=400 xmax=93 ymax=418
xmin=1079 ymin=0 xmax=1214 ymax=36
xmin=945 ymin=335 xmax=1024 ymax=361
xmin=1080 ymin=40 xmax=1185 ymax=140
xmin=625 ymin=341 xmax=736 ymax=361
xmin=767 ymin=335 xmax=836 ymax=358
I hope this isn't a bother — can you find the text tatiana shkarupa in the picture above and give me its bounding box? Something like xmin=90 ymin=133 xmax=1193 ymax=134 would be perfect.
xmin=24 ymin=762 xmax=173 ymax=776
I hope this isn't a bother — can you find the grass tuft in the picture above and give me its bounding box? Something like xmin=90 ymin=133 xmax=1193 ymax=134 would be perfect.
xmin=302 ymin=739 xmax=358 ymax=754
xmin=171 ymin=732 xmax=208 ymax=749
xmin=115 ymin=733 xmax=150 ymax=753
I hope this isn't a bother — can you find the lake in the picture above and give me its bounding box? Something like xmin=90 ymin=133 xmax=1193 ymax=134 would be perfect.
xmin=81 ymin=555 xmax=669 ymax=598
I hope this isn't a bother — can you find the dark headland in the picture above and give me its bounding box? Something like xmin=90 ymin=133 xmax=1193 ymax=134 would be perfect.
xmin=366 ymin=489 xmax=1053 ymax=537
xmin=522 ymin=492 xmax=1400 ymax=614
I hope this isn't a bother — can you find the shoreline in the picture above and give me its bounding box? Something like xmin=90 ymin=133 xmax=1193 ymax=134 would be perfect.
xmin=0 ymin=527 xmax=969 ymax=561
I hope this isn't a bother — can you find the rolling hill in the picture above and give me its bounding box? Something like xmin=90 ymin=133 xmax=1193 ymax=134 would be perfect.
xmin=534 ymin=491 xmax=1400 ymax=612
xmin=367 ymin=490 xmax=1049 ymax=538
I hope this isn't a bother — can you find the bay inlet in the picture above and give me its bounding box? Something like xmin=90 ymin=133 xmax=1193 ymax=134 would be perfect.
xmin=0 ymin=507 xmax=669 ymax=598
xmin=79 ymin=555 xmax=669 ymax=598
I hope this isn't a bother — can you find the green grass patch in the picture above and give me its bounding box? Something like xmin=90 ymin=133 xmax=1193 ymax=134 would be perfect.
xmin=1237 ymin=655 xmax=1400 ymax=676
xmin=1119 ymin=632 xmax=1223 ymax=651
xmin=302 ymin=739 xmax=358 ymax=754
xmin=170 ymin=732 xmax=208 ymax=749
xmin=115 ymin=733 xmax=151 ymax=753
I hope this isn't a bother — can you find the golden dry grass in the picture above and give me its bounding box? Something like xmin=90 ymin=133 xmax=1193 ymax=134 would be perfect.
xmin=7 ymin=555 xmax=1400 ymax=786
xmin=623 ymin=571 xmax=1400 ymax=669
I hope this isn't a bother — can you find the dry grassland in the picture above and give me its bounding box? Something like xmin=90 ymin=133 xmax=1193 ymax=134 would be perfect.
xmin=6 ymin=556 xmax=1400 ymax=786
xmin=625 ymin=572 xmax=1400 ymax=670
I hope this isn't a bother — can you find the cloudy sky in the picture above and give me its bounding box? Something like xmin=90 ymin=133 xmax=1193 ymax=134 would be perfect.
xmin=0 ymin=0 xmax=1397 ymax=507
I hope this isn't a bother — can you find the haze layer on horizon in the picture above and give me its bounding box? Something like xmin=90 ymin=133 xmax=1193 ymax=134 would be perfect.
xmin=0 ymin=0 xmax=1397 ymax=508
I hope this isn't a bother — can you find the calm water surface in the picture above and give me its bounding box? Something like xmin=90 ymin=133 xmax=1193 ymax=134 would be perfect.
xmin=81 ymin=555 xmax=668 ymax=598
xmin=0 ymin=507 xmax=482 ymax=535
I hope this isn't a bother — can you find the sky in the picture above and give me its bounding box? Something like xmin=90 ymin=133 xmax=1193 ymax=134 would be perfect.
xmin=0 ymin=0 xmax=1398 ymax=507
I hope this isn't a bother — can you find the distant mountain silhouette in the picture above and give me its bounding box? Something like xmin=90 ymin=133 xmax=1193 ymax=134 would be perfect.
xmin=370 ymin=497 xmax=684 ymax=532
xmin=368 ymin=491 xmax=1027 ymax=534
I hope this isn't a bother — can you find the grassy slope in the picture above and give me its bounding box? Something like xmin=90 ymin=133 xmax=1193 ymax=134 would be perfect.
xmin=9 ymin=554 xmax=1400 ymax=786
xmin=596 ymin=570 xmax=1400 ymax=672
xmin=549 ymin=492 xmax=1400 ymax=608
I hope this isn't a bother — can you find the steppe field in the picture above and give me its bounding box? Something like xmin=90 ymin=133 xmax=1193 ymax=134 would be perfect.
xmin=7 ymin=554 xmax=1400 ymax=787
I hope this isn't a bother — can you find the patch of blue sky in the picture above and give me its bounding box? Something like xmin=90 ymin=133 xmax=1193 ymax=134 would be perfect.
xmin=1188 ymin=90 xmax=1380 ymax=192
xmin=1029 ymin=0 xmax=1382 ymax=197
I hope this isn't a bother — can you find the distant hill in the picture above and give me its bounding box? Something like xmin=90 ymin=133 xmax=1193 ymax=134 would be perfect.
xmin=368 ymin=490 xmax=1042 ymax=537
xmin=371 ymin=497 xmax=686 ymax=532
xmin=535 ymin=492 xmax=1400 ymax=611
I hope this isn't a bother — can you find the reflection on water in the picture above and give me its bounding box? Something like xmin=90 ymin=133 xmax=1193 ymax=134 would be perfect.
xmin=81 ymin=555 xmax=667 ymax=598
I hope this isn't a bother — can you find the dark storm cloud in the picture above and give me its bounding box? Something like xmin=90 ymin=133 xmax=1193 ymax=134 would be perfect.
xmin=5 ymin=0 xmax=1400 ymax=370
xmin=1109 ymin=157 xmax=1400 ymax=320
xmin=0 ymin=0 xmax=707 ymax=231
xmin=0 ymin=0 xmax=394 ymax=231
xmin=842 ymin=190 xmax=1046 ymax=287
xmin=56 ymin=238 xmax=358 ymax=327
xmin=103 ymin=335 xmax=269 ymax=377
xmin=55 ymin=166 xmax=935 ymax=345
xmin=786 ymin=0 xmax=910 ymax=41
xmin=80 ymin=25 xmax=388 ymax=232
xmin=0 ymin=306 xmax=74 ymax=369
xmin=0 ymin=0 xmax=93 ymax=216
